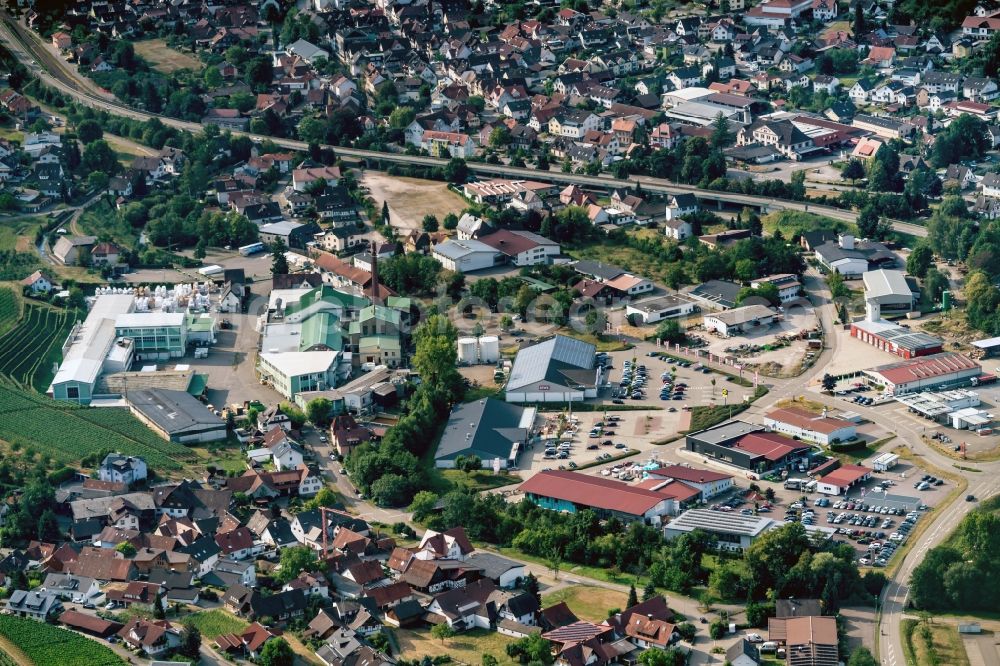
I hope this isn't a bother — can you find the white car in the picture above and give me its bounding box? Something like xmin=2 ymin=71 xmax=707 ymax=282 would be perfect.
xmin=746 ymin=633 xmax=763 ymax=643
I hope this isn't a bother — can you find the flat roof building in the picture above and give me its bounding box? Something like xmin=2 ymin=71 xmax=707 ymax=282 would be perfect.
xmin=126 ymin=388 xmax=227 ymax=443
xmin=49 ymin=294 xmax=136 ymax=405
xmin=850 ymin=319 xmax=943 ymax=359
xmin=258 ymin=350 xmax=342 ymax=401
xmin=625 ymin=295 xmax=697 ymax=324
xmin=664 ymin=508 xmax=774 ymax=551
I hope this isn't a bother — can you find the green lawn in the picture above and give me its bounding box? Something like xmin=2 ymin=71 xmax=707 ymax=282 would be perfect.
xmin=495 ymin=546 xmax=652 ymax=588
xmin=542 ymin=585 xmax=627 ymax=622
xmin=77 ymin=200 xmax=137 ymax=249
xmin=183 ymin=610 xmax=248 ymax=639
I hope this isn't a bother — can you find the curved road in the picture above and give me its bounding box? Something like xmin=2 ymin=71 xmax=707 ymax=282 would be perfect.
xmin=0 ymin=15 xmax=926 ymax=239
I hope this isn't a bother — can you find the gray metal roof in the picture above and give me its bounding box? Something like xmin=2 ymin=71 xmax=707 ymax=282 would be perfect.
xmin=435 ymin=398 xmax=531 ymax=462
xmin=863 ymin=269 xmax=913 ymax=300
xmin=688 ymin=420 xmax=763 ymax=445
xmin=127 ymin=389 xmax=226 ymax=437
xmin=506 ymin=334 xmax=597 ymax=392
xmin=665 ymin=508 xmax=774 ymax=537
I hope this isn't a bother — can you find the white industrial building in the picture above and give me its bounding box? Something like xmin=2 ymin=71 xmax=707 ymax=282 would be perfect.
xmin=258 ymin=350 xmax=342 ymax=401
xmin=457 ymin=336 xmax=500 ymax=365
xmin=703 ymin=304 xmax=777 ymax=337
xmin=871 ymin=452 xmax=899 ymax=472
xmin=863 ymin=269 xmax=917 ymax=319
xmin=625 ymin=295 xmax=697 ymax=324
xmin=762 ymin=407 xmax=857 ymax=446
xmin=949 ymin=407 xmax=993 ymax=430
xmin=664 ymin=509 xmax=774 ymax=552
xmin=896 ymin=389 xmax=981 ymax=421
xmin=431 ymin=239 xmax=500 ymax=273
xmin=505 ymin=335 xmax=601 ymax=403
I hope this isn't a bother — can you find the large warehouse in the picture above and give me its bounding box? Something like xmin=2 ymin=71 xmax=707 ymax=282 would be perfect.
xmin=863 ymin=269 xmax=917 ymax=316
xmin=434 ymin=398 xmax=536 ymax=469
xmin=863 ymin=352 xmax=982 ymax=395
xmin=126 ymin=388 xmax=227 ymax=443
xmin=505 ymin=335 xmax=601 ymax=403
xmin=520 ymin=470 xmax=675 ymax=525
xmin=849 ymin=319 xmax=943 ymax=359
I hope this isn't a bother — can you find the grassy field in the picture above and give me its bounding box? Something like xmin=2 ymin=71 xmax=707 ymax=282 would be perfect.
xmin=542 ymin=585 xmax=626 ymax=623
xmin=0 ymin=215 xmax=45 ymax=253
xmin=903 ymin=619 xmax=971 ymax=666
xmin=396 ymin=628 xmax=517 ymax=665
xmin=762 ymin=210 xmax=849 ymax=237
xmin=567 ymin=228 xmax=677 ymax=285
xmin=134 ymin=38 xmax=202 ymax=73
xmin=440 ymin=468 xmax=522 ymax=492
xmin=362 ymin=172 xmax=467 ymax=232
xmin=184 ymin=609 xmax=248 ymax=640
xmin=495 ymin=546 xmax=651 ymax=588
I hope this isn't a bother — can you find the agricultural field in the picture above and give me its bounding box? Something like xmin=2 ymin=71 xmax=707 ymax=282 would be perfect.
xmin=184 ymin=609 xmax=248 ymax=639
xmin=0 ymin=302 xmax=75 ymax=391
xmin=0 ymin=286 xmax=19 ymax=337
xmin=0 ymin=615 xmax=123 ymax=666
xmin=0 ymin=384 xmax=195 ymax=470
xmin=134 ymin=38 xmax=202 ymax=73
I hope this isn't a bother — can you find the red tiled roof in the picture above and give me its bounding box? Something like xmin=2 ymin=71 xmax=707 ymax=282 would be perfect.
xmin=765 ymin=407 xmax=854 ymax=435
xmin=869 ymin=352 xmax=979 ymax=386
xmin=732 ymin=432 xmax=809 ymax=461
xmin=519 ymin=470 xmax=668 ymax=516
xmin=818 ymin=464 xmax=870 ymax=488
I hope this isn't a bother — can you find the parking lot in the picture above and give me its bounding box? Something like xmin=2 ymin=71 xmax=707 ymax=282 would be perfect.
xmin=598 ymin=349 xmax=758 ymax=411
xmin=516 ymin=409 xmax=672 ymax=477
xmin=774 ymin=455 xmax=950 ymax=567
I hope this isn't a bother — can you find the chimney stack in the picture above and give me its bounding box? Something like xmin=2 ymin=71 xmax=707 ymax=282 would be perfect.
xmin=369 ymin=239 xmax=381 ymax=307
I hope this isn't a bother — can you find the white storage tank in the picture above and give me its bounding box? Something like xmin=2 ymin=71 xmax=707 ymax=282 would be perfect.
xmin=457 ymin=337 xmax=478 ymax=364
xmin=478 ymin=336 xmax=500 ymax=364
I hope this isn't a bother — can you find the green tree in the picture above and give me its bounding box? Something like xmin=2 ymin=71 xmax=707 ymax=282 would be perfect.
xmin=259 ymin=637 xmax=294 ymax=666
xmin=655 ymin=319 xmax=687 ymax=344
xmin=906 ymin=244 xmax=934 ymax=278
xmin=76 ymin=119 xmax=103 ymax=144
xmin=277 ymin=545 xmax=319 ymax=584
xmin=408 ymin=490 xmax=440 ymax=521
xmin=81 ymin=140 xmax=119 ymax=175
xmin=507 ymin=634 xmax=553 ymax=664
xmin=115 ymin=541 xmax=137 ymax=558
xmin=847 ymin=647 xmax=878 ymax=666
xmin=482 ymin=654 xmax=499 ymax=666
xmin=710 ymin=112 xmax=733 ymax=147
xmin=821 ymin=374 xmax=836 ymax=392
xmin=444 ymin=158 xmax=468 ymax=183
xmin=638 ymin=647 xmax=687 ymax=666
xmin=627 ymin=584 xmax=638 ymax=608
xmin=422 ymin=214 xmax=439 ymax=232
xmin=306 ymin=398 xmax=334 ymax=427
xmin=280 ymin=402 xmax=307 ymax=430
xmin=270 ymin=239 xmax=289 ymax=276
xmin=431 ymin=623 xmax=456 ymax=644
xmin=842 ymin=159 xmax=865 ymax=184
xmin=179 ymin=624 xmax=201 ymax=659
